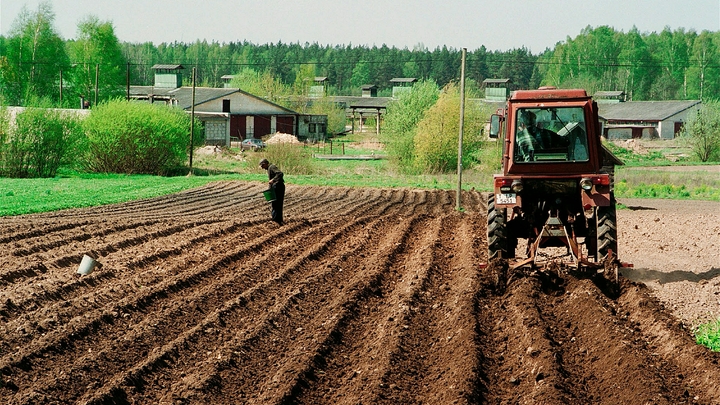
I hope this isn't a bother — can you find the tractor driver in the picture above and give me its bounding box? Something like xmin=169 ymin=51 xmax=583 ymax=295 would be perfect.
xmin=516 ymin=110 xmax=541 ymax=161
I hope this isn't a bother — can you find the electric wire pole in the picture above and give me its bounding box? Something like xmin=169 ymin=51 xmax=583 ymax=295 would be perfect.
xmin=456 ymin=47 xmax=467 ymax=211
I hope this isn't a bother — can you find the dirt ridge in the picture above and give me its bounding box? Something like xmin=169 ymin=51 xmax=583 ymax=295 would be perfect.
xmin=1 ymin=182 xmax=719 ymax=404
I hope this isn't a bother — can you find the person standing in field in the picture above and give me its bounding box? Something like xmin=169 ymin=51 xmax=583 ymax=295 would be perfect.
xmin=259 ymin=158 xmax=285 ymax=225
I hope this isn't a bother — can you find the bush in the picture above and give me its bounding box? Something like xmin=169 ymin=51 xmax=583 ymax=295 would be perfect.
xmin=381 ymin=80 xmax=440 ymax=173
xmin=82 ymin=100 xmax=192 ymax=175
xmin=680 ymin=101 xmax=720 ymax=162
xmin=256 ymin=142 xmax=315 ymax=175
xmin=412 ymin=82 xmax=490 ymax=173
xmin=0 ymin=106 xmax=82 ymax=178
xmin=307 ymin=98 xmax=346 ymax=137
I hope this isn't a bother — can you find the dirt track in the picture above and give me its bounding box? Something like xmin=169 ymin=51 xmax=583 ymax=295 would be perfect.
xmin=1 ymin=182 xmax=719 ymax=404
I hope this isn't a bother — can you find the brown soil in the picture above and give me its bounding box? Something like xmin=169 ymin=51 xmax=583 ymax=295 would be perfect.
xmin=1 ymin=182 xmax=719 ymax=405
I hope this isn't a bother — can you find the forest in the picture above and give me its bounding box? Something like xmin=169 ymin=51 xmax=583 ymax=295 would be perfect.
xmin=2 ymin=3 xmax=720 ymax=107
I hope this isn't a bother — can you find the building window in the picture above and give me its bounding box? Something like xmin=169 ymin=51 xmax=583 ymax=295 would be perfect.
xmin=309 ymin=123 xmax=316 ymax=133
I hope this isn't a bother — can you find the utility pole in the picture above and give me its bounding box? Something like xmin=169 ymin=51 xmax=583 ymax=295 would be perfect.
xmin=456 ymin=47 xmax=467 ymax=211
xmin=188 ymin=67 xmax=197 ymax=175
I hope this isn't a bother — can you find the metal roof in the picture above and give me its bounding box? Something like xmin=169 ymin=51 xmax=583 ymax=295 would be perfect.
xmin=167 ymin=87 xmax=239 ymax=110
xmin=483 ymin=78 xmax=511 ymax=84
xmin=129 ymin=86 xmax=298 ymax=114
xmin=151 ymin=64 xmax=185 ymax=70
xmin=390 ymin=78 xmax=417 ymax=83
xmin=598 ymin=100 xmax=701 ymax=121
xmin=331 ymin=96 xmax=392 ymax=109
xmin=594 ymin=91 xmax=625 ymax=97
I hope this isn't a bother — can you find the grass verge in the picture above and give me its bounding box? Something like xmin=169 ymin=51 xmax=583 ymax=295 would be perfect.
xmin=0 ymin=172 xmax=249 ymax=216
xmin=614 ymin=167 xmax=720 ymax=201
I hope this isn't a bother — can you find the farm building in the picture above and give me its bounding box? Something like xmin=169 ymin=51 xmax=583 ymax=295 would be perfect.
xmin=129 ymin=64 xmax=327 ymax=146
xmin=329 ymin=79 xmax=417 ymax=135
xmin=596 ymin=96 xmax=701 ymax=140
xmin=389 ymin=77 xmax=417 ymax=98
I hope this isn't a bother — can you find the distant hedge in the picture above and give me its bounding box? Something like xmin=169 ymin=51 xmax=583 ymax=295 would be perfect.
xmin=81 ymin=100 xmax=193 ymax=175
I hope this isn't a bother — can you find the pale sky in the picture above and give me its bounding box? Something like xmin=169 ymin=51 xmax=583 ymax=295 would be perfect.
xmin=1 ymin=0 xmax=719 ymax=53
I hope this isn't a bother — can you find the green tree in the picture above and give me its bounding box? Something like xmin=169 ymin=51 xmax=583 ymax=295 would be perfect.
xmin=4 ymin=2 xmax=69 ymax=105
xmin=681 ymin=101 xmax=720 ymax=162
xmin=350 ymin=62 xmax=371 ymax=90
xmin=292 ymin=62 xmax=317 ymax=95
xmin=616 ymin=27 xmax=655 ymax=100
xmin=687 ymin=30 xmax=718 ymax=100
xmin=307 ymin=98 xmax=346 ymax=136
xmin=121 ymin=41 xmax=159 ymax=86
xmin=229 ymin=67 xmax=291 ymax=104
xmin=66 ymin=16 xmax=127 ymax=107
xmin=646 ymin=27 xmax=693 ymax=99
xmin=380 ymin=80 xmax=439 ymax=172
xmin=412 ymin=82 xmax=488 ymax=173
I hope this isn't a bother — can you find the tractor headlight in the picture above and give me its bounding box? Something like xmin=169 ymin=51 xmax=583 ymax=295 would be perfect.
xmin=511 ymin=180 xmax=523 ymax=193
xmin=579 ymin=177 xmax=593 ymax=191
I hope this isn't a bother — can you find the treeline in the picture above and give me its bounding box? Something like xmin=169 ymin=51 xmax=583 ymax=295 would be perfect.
xmin=2 ymin=2 xmax=719 ymax=106
xmin=121 ymin=40 xmax=538 ymax=97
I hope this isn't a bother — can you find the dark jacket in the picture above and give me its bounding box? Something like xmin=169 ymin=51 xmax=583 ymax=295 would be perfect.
xmin=267 ymin=164 xmax=284 ymax=185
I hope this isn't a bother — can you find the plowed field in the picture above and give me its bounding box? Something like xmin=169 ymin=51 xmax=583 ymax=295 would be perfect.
xmin=1 ymin=182 xmax=719 ymax=404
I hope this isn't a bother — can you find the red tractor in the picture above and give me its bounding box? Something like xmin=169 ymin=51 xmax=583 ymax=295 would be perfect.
xmin=487 ymin=88 xmax=624 ymax=279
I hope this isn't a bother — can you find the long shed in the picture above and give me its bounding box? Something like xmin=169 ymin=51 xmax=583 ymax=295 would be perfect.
xmin=598 ymin=100 xmax=701 ymax=139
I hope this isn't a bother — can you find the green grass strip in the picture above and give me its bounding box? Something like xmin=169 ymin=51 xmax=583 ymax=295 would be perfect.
xmin=0 ymin=173 xmax=249 ymax=216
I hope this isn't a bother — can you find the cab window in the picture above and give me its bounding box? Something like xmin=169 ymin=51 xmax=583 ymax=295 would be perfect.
xmin=514 ymin=107 xmax=589 ymax=163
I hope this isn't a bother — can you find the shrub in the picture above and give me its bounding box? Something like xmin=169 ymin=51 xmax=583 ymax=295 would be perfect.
xmin=82 ymin=99 xmax=192 ymax=175
xmin=381 ymin=80 xmax=440 ymax=173
xmin=256 ymin=142 xmax=315 ymax=175
xmin=412 ymin=82 xmax=490 ymax=173
xmin=0 ymin=106 xmax=82 ymax=178
xmin=680 ymin=101 xmax=720 ymax=162
xmin=307 ymin=98 xmax=346 ymax=137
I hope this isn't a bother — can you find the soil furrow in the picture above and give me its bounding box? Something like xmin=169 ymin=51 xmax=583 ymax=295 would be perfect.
xmin=146 ymin=215 xmax=408 ymax=404
xmin=0 ymin=221 xmax=309 ymax=388
xmin=0 ymin=218 xmax=253 ymax=330
xmin=618 ymin=281 xmax=720 ymax=402
xmin=482 ymin=276 xmax=576 ymax=404
xmin=541 ymin=276 xmax=683 ymax=404
xmin=0 ymin=218 xmax=226 ymax=321
xmin=284 ymin=215 xmax=439 ymax=405
xmin=7 ymin=185 xmax=410 ymax=402
xmin=1 ymin=183 xmax=718 ymax=405
xmin=197 ymin=216 xmax=425 ymax=405
xmin=11 ymin=222 xmax=320 ymax=404
xmin=117 ymin=189 xmax=425 ymax=403
xmin=375 ymin=213 xmax=483 ymax=404
xmin=78 ymin=213 xmax=391 ymax=404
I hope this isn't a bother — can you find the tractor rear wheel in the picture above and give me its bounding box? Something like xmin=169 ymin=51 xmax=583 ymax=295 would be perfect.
xmin=596 ymin=196 xmax=618 ymax=260
xmin=488 ymin=194 xmax=511 ymax=260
